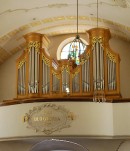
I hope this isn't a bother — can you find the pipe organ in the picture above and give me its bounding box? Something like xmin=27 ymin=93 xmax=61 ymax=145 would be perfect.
xmin=16 ymin=28 xmax=121 ymax=100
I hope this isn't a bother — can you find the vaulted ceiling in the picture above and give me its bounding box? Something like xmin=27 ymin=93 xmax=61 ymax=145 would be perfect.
xmin=0 ymin=0 xmax=130 ymax=64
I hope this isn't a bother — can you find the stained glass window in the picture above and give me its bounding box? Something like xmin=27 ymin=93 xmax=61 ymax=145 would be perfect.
xmin=60 ymin=41 xmax=86 ymax=65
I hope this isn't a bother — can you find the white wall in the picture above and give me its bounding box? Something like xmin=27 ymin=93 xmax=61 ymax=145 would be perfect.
xmin=0 ymin=101 xmax=130 ymax=139
xmin=113 ymin=103 xmax=130 ymax=136
xmin=109 ymin=38 xmax=130 ymax=98
xmin=0 ymin=101 xmax=130 ymax=151
xmin=0 ymin=51 xmax=22 ymax=102
xmin=0 ymin=102 xmax=113 ymax=139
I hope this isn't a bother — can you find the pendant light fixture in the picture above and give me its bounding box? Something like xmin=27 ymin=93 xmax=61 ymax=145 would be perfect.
xmin=68 ymin=0 xmax=86 ymax=65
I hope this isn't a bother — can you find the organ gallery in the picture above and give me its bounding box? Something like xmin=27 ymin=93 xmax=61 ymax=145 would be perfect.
xmin=16 ymin=27 xmax=121 ymax=102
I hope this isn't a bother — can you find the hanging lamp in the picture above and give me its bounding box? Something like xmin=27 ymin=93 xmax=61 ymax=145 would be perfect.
xmin=68 ymin=0 xmax=86 ymax=65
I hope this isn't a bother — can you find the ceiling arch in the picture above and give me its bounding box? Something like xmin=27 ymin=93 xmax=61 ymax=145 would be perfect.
xmin=0 ymin=0 xmax=130 ymax=64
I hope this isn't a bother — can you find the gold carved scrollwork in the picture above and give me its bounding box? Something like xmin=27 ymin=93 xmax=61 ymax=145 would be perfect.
xmin=23 ymin=113 xmax=29 ymax=122
xmin=92 ymin=37 xmax=103 ymax=48
xmin=61 ymin=65 xmax=70 ymax=73
xmin=81 ymin=50 xmax=90 ymax=64
xmin=18 ymin=57 xmax=26 ymax=69
xmin=86 ymin=50 xmax=90 ymax=60
xmin=107 ymin=50 xmax=116 ymax=62
xmin=72 ymin=68 xmax=80 ymax=78
xmin=52 ymin=70 xmax=60 ymax=79
xmin=28 ymin=41 xmax=40 ymax=52
xmin=42 ymin=54 xmax=50 ymax=66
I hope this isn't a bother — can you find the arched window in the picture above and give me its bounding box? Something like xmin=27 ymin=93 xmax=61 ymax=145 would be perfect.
xmin=61 ymin=42 xmax=86 ymax=60
xmin=57 ymin=37 xmax=88 ymax=62
xmin=61 ymin=43 xmax=71 ymax=59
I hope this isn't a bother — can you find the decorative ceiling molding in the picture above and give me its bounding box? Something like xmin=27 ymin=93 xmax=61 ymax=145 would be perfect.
xmin=2 ymin=0 xmax=129 ymax=17
xmin=0 ymin=4 xmax=68 ymax=16
xmin=0 ymin=16 xmax=129 ymax=40
xmin=114 ymin=0 xmax=130 ymax=8
xmin=0 ymin=15 xmax=130 ymax=65
xmin=48 ymin=3 xmax=68 ymax=8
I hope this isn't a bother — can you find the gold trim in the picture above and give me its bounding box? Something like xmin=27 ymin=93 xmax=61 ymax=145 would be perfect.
xmin=106 ymin=50 xmax=116 ymax=62
xmin=81 ymin=50 xmax=90 ymax=64
xmin=42 ymin=53 xmax=50 ymax=66
xmin=72 ymin=68 xmax=80 ymax=78
xmin=28 ymin=41 xmax=40 ymax=52
xmin=18 ymin=57 xmax=26 ymax=69
xmin=92 ymin=37 xmax=103 ymax=47
xmin=52 ymin=70 xmax=60 ymax=79
xmin=61 ymin=65 xmax=70 ymax=73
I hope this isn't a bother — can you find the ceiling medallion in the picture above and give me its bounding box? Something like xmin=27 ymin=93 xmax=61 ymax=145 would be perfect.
xmin=23 ymin=103 xmax=76 ymax=135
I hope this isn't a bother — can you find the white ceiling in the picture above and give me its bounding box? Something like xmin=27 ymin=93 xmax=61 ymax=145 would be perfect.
xmin=0 ymin=0 xmax=130 ymax=64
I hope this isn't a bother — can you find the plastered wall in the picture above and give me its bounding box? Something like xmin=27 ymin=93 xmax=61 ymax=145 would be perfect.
xmin=109 ymin=38 xmax=130 ymax=98
xmin=0 ymin=101 xmax=130 ymax=151
xmin=0 ymin=50 xmax=22 ymax=102
xmin=0 ymin=102 xmax=113 ymax=139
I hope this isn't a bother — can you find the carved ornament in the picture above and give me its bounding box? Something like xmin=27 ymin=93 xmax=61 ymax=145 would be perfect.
xmin=23 ymin=103 xmax=76 ymax=135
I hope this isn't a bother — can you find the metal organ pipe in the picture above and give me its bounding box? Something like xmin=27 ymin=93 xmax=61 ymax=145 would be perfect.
xmin=93 ymin=41 xmax=105 ymax=91
xmin=22 ymin=63 xmax=25 ymax=94
xmin=87 ymin=59 xmax=90 ymax=91
xmin=44 ymin=65 xmax=48 ymax=93
xmin=93 ymin=45 xmax=96 ymax=90
xmin=42 ymin=60 xmax=44 ymax=94
xmin=18 ymin=69 xmax=20 ymax=94
xmin=82 ymin=55 xmax=90 ymax=93
xmin=20 ymin=66 xmax=23 ymax=94
xmin=113 ymin=62 xmax=116 ymax=90
xmin=84 ymin=62 xmax=87 ymax=92
xmin=107 ymin=56 xmax=117 ymax=91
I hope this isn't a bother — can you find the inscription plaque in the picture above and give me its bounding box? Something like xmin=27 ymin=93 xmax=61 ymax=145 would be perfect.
xmin=23 ymin=103 xmax=75 ymax=135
